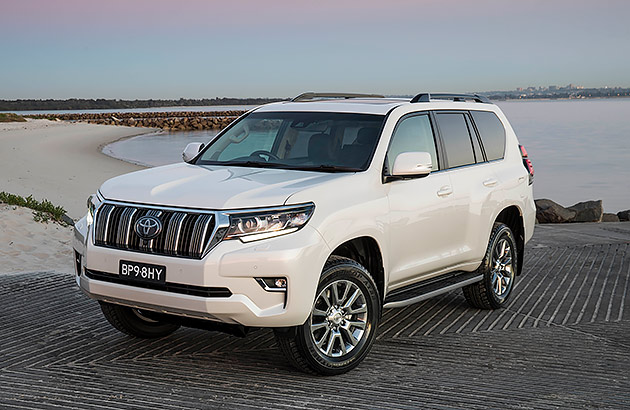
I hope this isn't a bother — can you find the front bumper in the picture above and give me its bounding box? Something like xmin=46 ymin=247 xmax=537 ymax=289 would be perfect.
xmin=74 ymin=216 xmax=330 ymax=327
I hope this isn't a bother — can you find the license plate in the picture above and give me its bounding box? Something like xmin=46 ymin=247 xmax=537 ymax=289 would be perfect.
xmin=119 ymin=260 xmax=166 ymax=284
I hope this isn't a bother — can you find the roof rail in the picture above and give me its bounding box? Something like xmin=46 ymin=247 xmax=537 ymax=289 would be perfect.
xmin=291 ymin=92 xmax=385 ymax=102
xmin=410 ymin=93 xmax=491 ymax=104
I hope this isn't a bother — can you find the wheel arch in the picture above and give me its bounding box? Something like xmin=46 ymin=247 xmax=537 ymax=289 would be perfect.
xmin=329 ymin=236 xmax=385 ymax=300
xmin=494 ymin=205 xmax=525 ymax=276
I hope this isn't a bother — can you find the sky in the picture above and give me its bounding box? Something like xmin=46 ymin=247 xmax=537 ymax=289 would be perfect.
xmin=1 ymin=0 xmax=629 ymax=99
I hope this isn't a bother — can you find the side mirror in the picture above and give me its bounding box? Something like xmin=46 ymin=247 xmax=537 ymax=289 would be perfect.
xmin=182 ymin=142 xmax=205 ymax=163
xmin=391 ymin=152 xmax=432 ymax=178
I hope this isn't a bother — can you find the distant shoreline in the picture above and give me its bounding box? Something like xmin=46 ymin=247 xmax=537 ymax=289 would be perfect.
xmin=2 ymin=92 xmax=630 ymax=112
xmin=492 ymin=96 xmax=630 ymax=102
xmin=0 ymin=98 xmax=280 ymax=112
xmin=2 ymin=96 xmax=629 ymax=115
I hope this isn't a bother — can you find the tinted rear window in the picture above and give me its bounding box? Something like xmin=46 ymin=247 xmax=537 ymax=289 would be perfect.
xmin=471 ymin=111 xmax=506 ymax=161
xmin=435 ymin=113 xmax=475 ymax=168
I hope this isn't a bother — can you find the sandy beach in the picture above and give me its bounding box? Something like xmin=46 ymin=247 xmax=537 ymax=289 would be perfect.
xmin=0 ymin=119 xmax=156 ymax=275
xmin=0 ymin=204 xmax=73 ymax=274
xmin=0 ymin=119 xmax=155 ymax=218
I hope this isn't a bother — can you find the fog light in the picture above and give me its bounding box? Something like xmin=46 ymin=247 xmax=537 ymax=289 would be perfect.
xmin=256 ymin=277 xmax=287 ymax=292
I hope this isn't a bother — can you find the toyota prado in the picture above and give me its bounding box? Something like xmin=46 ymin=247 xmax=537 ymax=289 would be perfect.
xmin=73 ymin=92 xmax=536 ymax=375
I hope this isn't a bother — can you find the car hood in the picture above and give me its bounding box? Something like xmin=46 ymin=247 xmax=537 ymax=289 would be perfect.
xmin=99 ymin=163 xmax=349 ymax=209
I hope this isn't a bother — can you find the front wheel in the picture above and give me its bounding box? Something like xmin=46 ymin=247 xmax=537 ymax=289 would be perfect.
xmin=275 ymin=256 xmax=381 ymax=375
xmin=463 ymin=222 xmax=517 ymax=309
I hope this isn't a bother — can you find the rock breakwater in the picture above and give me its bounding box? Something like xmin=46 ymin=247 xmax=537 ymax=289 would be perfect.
xmin=535 ymin=198 xmax=629 ymax=224
xmin=27 ymin=111 xmax=248 ymax=131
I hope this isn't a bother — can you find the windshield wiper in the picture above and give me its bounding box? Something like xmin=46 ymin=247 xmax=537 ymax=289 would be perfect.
xmin=290 ymin=165 xmax=362 ymax=173
xmin=207 ymin=161 xmax=285 ymax=169
xmin=200 ymin=161 xmax=361 ymax=173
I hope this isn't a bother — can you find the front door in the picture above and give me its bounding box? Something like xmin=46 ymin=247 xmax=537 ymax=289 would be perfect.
xmin=385 ymin=113 xmax=458 ymax=288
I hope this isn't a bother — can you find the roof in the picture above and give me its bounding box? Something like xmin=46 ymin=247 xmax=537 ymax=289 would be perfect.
xmin=255 ymin=98 xmax=409 ymax=115
xmin=254 ymin=94 xmax=496 ymax=115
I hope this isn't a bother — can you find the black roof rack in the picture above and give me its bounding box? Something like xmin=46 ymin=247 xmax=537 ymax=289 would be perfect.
xmin=410 ymin=93 xmax=491 ymax=104
xmin=291 ymin=92 xmax=385 ymax=102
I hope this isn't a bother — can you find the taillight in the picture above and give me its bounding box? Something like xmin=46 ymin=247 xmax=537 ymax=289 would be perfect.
xmin=519 ymin=145 xmax=528 ymax=158
xmin=519 ymin=145 xmax=534 ymax=184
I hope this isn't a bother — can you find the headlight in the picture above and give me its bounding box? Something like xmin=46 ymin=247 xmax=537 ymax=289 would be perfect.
xmin=86 ymin=193 xmax=103 ymax=226
xmin=224 ymin=204 xmax=315 ymax=242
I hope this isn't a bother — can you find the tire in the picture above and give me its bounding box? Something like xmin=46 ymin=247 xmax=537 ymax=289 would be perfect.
xmin=99 ymin=302 xmax=180 ymax=338
xmin=274 ymin=256 xmax=381 ymax=375
xmin=463 ymin=222 xmax=517 ymax=310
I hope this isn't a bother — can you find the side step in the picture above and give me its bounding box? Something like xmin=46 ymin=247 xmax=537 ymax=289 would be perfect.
xmin=383 ymin=271 xmax=482 ymax=309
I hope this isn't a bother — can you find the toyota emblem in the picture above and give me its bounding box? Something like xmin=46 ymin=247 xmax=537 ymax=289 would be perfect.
xmin=134 ymin=216 xmax=163 ymax=240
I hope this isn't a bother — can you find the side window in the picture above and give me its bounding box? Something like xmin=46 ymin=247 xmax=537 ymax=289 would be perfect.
xmin=386 ymin=114 xmax=438 ymax=172
xmin=465 ymin=114 xmax=484 ymax=163
xmin=435 ymin=113 xmax=475 ymax=168
xmin=470 ymin=111 xmax=506 ymax=161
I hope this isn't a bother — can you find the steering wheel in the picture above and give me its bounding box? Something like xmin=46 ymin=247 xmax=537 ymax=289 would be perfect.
xmin=250 ymin=150 xmax=279 ymax=161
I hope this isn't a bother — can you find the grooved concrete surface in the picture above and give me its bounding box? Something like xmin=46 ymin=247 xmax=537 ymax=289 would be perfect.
xmin=1 ymin=223 xmax=629 ymax=409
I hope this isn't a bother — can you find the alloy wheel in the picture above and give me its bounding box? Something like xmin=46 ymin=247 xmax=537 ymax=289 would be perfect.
xmin=309 ymin=280 xmax=368 ymax=358
xmin=491 ymin=238 xmax=514 ymax=299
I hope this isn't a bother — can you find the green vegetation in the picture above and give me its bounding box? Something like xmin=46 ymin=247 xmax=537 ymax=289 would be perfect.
xmin=0 ymin=113 xmax=27 ymax=122
xmin=0 ymin=192 xmax=67 ymax=225
xmin=33 ymin=211 xmax=53 ymax=223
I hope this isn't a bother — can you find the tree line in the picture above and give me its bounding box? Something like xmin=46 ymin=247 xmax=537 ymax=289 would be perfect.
xmin=0 ymin=97 xmax=284 ymax=111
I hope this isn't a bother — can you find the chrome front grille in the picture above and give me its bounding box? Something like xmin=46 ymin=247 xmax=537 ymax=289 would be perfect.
xmin=94 ymin=203 xmax=216 ymax=259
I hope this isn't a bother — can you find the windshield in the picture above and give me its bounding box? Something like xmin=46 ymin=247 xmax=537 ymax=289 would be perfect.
xmin=194 ymin=111 xmax=385 ymax=172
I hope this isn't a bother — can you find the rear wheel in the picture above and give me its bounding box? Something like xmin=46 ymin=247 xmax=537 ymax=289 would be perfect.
xmin=463 ymin=222 xmax=517 ymax=309
xmin=275 ymin=256 xmax=381 ymax=375
xmin=99 ymin=302 xmax=180 ymax=338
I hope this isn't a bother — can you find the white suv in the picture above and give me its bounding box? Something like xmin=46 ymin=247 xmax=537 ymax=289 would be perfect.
xmin=73 ymin=93 xmax=535 ymax=374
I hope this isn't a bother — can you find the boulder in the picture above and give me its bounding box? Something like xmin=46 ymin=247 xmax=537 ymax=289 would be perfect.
xmin=617 ymin=210 xmax=630 ymax=221
xmin=602 ymin=213 xmax=620 ymax=222
xmin=568 ymin=200 xmax=603 ymax=222
xmin=535 ymin=199 xmax=576 ymax=223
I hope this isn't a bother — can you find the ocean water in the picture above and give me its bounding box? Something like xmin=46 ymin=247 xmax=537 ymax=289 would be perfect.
xmin=103 ymin=99 xmax=630 ymax=213
xmin=497 ymin=99 xmax=630 ymax=213
xmin=102 ymin=129 xmax=220 ymax=167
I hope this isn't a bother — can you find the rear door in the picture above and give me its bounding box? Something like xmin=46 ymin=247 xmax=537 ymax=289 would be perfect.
xmin=433 ymin=111 xmax=500 ymax=265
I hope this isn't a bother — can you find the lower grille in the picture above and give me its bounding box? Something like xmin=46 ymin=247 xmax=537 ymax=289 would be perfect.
xmin=94 ymin=203 xmax=216 ymax=259
xmin=85 ymin=269 xmax=232 ymax=298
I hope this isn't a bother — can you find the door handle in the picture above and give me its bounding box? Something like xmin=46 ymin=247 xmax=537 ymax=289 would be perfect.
xmin=437 ymin=186 xmax=453 ymax=197
xmin=518 ymin=176 xmax=526 ymax=183
xmin=483 ymin=178 xmax=498 ymax=187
